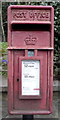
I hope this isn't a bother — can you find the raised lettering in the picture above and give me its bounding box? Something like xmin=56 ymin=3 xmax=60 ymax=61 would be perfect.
xmin=12 ymin=10 xmax=50 ymax=21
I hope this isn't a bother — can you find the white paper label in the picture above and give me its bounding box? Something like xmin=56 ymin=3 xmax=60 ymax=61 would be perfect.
xmin=22 ymin=60 xmax=40 ymax=95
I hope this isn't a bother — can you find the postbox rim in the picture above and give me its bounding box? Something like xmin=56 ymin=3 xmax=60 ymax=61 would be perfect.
xmin=8 ymin=5 xmax=54 ymax=10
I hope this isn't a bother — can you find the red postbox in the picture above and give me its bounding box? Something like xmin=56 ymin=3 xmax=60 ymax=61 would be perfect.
xmin=8 ymin=5 xmax=54 ymax=115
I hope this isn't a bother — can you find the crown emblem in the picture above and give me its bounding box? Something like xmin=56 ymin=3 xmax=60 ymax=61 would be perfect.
xmin=24 ymin=35 xmax=37 ymax=45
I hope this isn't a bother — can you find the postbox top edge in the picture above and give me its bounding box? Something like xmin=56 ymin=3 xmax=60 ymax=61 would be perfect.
xmin=8 ymin=5 xmax=54 ymax=10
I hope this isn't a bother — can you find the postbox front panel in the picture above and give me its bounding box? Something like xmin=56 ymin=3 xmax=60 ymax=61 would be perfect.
xmin=8 ymin=50 xmax=52 ymax=114
xmin=8 ymin=5 xmax=54 ymax=115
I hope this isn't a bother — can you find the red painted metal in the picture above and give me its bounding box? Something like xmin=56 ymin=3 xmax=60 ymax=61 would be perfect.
xmin=19 ymin=56 xmax=42 ymax=100
xmin=8 ymin=5 xmax=54 ymax=115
